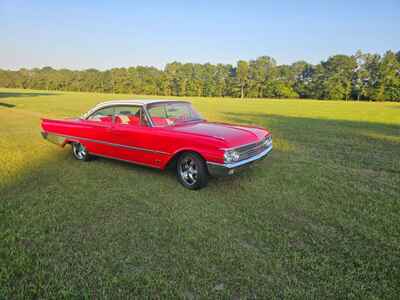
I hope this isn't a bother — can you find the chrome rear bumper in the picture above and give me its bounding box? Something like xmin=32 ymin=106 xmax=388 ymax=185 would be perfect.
xmin=206 ymin=145 xmax=272 ymax=176
xmin=41 ymin=131 xmax=67 ymax=146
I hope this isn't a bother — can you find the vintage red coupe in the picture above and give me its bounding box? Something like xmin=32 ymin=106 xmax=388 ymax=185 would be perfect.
xmin=41 ymin=100 xmax=272 ymax=189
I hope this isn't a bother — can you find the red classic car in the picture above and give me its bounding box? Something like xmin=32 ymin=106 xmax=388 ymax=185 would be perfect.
xmin=41 ymin=100 xmax=272 ymax=189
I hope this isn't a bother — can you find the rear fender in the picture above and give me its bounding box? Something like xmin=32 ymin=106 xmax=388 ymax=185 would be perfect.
xmin=41 ymin=131 xmax=82 ymax=148
xmin=64 ymin=138 xmax=81 ymax=146
xmin=41 ymin=132 xmax=68 ymax=147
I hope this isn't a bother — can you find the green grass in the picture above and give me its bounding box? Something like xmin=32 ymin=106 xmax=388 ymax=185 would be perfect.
xmin=1 ymin=88 xmax=399 ymax=299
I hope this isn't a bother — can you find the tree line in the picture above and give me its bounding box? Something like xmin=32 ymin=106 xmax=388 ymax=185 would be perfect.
xmin=1 ymin=50 xmax=399 ymax=101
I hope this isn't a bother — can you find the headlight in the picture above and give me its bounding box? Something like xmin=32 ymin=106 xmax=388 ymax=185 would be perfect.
xmin=224 ymin=150 xmax=240 ymax=163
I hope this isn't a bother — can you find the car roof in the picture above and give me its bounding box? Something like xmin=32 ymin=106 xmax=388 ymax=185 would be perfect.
xmin=97 ymin=99 xmax=190 ymax=107
xmin=82 ymin=99 xmax=191 ymax=119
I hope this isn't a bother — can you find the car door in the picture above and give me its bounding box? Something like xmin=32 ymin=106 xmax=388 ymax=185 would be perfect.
xmin=78 ymin=106 xmax=117 ymax=157
xmin=111 ymin=105 xmax=167 ymax=168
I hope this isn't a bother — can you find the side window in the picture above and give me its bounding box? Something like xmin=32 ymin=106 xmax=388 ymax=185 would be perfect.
xmin=114 ymin=106 xmax=148 ymax=126
xmin=147 ymin=104 xmax=169 ymax=126
xmin=166 ymin=104 xmax=188 ymax=119
xmin=87 ymin=107 xmax=114 ymax=123
xmin=148 ymin=105 xmax=166 ymax=118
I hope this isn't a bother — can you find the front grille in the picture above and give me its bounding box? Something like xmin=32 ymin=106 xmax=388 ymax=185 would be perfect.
xmin=236 ymin=136 xmax=272 ymax=161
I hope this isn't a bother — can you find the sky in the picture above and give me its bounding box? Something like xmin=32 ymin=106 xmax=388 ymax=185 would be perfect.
xmin=1 ymin=0 xmax=399 ymax=70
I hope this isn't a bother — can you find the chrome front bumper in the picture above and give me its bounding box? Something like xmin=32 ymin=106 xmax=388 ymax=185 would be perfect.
xmin=207 ymin=145 xmax=272 ymax=176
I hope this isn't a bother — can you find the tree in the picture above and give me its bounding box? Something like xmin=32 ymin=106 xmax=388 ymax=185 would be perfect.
xmin=247 ymin=56 xmax=277 ymax=98
xmin=289 ymin=61 xmax=313 ymax=98
xmin=374 ymin=51 xmax=400 ymax=101
xmin=318 ymin=55 xmax=357 ymax=100
xmin=352 ymin=51 xmax=381 ymax=100
xmin=0 ymin=50 xmax=399 ymax=101
xmin=236 ymin=60 xmax=249 ymax=99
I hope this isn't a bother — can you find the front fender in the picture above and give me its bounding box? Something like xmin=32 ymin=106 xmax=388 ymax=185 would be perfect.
xmin=161 ymin=146 xmax=223 ymax=170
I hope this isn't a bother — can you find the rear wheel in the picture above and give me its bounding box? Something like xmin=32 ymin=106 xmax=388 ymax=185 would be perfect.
xmin=177 ymin=152 xmax=208 ymax=190
xmin=71 ymin=142 xmax=90 ymax=161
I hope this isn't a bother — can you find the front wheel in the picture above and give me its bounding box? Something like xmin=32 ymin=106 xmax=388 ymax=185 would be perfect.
xmin=177 ymin=152 xmax=208 ymax=190
xmin=71 ymin=142 xmax=91 ymax=161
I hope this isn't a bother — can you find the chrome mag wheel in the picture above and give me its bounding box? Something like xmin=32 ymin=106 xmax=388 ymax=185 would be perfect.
xmin=176 ymin=152 xmax=208 ymax=190
xmin=72 ymin=142 xmax=88 ymax=160
xmin=179 ymin=157 xmax=198 ymax=186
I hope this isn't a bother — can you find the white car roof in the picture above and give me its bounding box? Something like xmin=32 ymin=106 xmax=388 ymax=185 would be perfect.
xmin=97 ymin=99 xmax=189 ymax=107
xmin=83 ymin=99 xmax=190 ymax=118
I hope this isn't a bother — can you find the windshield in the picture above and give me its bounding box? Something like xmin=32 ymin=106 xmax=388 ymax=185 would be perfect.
xmin=147 ymin=102 xmax=202 ymax=127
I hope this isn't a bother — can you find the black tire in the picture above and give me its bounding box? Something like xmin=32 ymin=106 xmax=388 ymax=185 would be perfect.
xmin=71 ymin=142 xmax=91 ymax=161
xmin=176 ymin=152 xmax=208 ymax=190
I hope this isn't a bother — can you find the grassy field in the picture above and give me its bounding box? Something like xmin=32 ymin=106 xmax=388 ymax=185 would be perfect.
xmin=1 ymin=88 xmax=399 ymax=299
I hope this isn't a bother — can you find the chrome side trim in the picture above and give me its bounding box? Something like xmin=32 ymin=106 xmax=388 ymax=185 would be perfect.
xmin=207 ymin=145 xmax=272 ymax=169
xmin=42 ymin=132 xmax=171 ymax=155
xmin=90 ymin=152 xmax=162 ymax=169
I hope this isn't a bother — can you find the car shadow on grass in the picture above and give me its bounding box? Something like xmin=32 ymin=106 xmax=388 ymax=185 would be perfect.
xmin=0 ymin=102 xmax=15 ymax=108
xmin=0 ymin=91 xmax=59 ymax=108
xmin=222 ymin=111 xmax=400 ymax=134
xmin=92 ymin=154 xmax=251 ymax=190
xmin=0 ymin=91 xmax=58 ymax=98
xmin=222 ymin=112 xmax=400 ymax=174
xmin=222 ymin=111 xmax=400 ymax=146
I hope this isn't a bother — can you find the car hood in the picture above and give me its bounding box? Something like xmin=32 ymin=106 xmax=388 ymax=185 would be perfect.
xmin=171 ymin=121 xmax=269 ymax=148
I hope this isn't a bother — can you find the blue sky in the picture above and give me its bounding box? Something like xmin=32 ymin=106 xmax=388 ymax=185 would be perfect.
xmin=1 ymin=0 xmax=399 ymax=70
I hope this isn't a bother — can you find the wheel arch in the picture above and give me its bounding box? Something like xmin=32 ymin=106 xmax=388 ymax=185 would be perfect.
xmin=164 ymin=149 xmax=207 ymax=170
xmin=64 ymin=138 xmax=82 ymax=146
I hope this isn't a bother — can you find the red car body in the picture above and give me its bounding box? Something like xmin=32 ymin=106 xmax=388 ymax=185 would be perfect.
xmin=41 ymin=100 xmax=272 ymax=184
